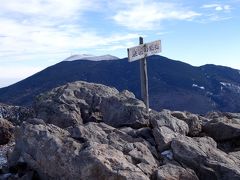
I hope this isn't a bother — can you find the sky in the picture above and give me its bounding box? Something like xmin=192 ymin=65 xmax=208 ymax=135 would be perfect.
xmin=0 ymin=0 xmax=240 ymax=88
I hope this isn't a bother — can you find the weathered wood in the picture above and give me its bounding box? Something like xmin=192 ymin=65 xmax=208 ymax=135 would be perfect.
xmin=139 ymin=37 xmax=149 ymax=114
xmin=127 ymin=37 xmax=161 ymax=114
xmin=128 ymin=40 xmax=161 ymax=62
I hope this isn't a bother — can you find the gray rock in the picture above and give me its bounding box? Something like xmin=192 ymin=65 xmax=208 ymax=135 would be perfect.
xmin=171 ymin=136 xmax=240 ymax=180
xmin=203 ymin=116 xmax=240 ymax=141
xmin=119 ymin=127 xmax=137 ymax=137
xmin=0 ymin=118 xmax=14 ymax=145
xmin=35 ymin=81 xmax=149 ymax=129
xmin=184 ymin=114 xmax=202 ymax=137
xmin=205 ymin=111 xmax=224 ymax=119
xmin=68 ymin=122 xmax=158 ymax=176
xmin=0 ymin=141 xmax=15 ymax=169
xmin=153 ymin=163 xmax=199 ymax=180
xmin=0 ymin=173 xmax=12 ymax=179
xmin=150 ymin=110 xmax=188 ymax=153
xmin=18 ymin=170 xmax=35 ymax=180
xmin=217 ymin=139 xmax=240 ymax=153
xmin=161 ymin=150 xmax=173 ymax=160
xmin=80 ymin=143 xmax=150 ymax=180
xmin=224 ymin=112 xmax=240 ymax=119
xmin=205 ymin=112 xmax=240 ymax=120
xmin=198 ymin=116 xmax=211 ymax=126
xmin=120 ymin=127 xmax=156 ymax=146
xmin=171 ymin=111 xmax=202 ymax=136
xmin=153 ymin=126 xmax=179 ymax=152
xmin=229 ymin=151 xmax=240 ymax=164
xmin=100 ymin=91 xmax=148 ymax=128
xmin=26 ymin=118 xmax=46 ymax=125
xmin=9 ymin=121 xmax=159 ymax=179
xmin=136 ymin=127 xmax=156 ymax=146
xmin=0 ymin=103 xmax=33 ymax=125
xmin=150 ymin=110 xmax=189 ymax=135
xmin=171 ymin=111 xmax=188 ymax=120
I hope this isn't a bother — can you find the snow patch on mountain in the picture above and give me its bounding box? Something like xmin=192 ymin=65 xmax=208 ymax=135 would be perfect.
xmin=63 ymin=54 xmax=119 ymax=61
xmin=206 ymin=91 xmax=213 ymax=96
xmin=192 ymin=84 xmax=205 ymax=90
xmin=220 ymin=82 xmax=240 ymax=93
xmin=220 ymin=82 xmax=230 ymax=86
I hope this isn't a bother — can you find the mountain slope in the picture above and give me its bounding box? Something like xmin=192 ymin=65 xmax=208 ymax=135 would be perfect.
xmin=1 ymin=55 xmax=240 ymax=114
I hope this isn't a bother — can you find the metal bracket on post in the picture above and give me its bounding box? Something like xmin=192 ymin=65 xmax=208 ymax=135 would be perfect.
xmin=139 ymin=37 xmax=149 ymax=114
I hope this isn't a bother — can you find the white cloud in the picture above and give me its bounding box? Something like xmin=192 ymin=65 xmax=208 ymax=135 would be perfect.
xmin=215 ymin=6 xmax=223 ymax=11
xmin=202 ymin=4 xmax=232 ymax=12
xmin=223 ymin=5 xmax=231 ymax=11
xmin=0 ymin=65 xmax=45 ymax=88
xmin=0 ymin=66 xmax=43 ymax=79
xmin=112 ymin=1 xmax=200 ymax=30
xmin=96 ymin=40 xmax=137 ymax=52
xmin=202 ymin=4 xmax=220 ymax=8
xmin=0 ymin=0 xmax=140 ymax=65
xmin=0 ymin=0 xmax=102 ymax=86
xmin=0 ymin=78 xmax=17 ymax=88
xmin=0 ymin=20 xmax=139 ymax=59
xmin=0 ymin=0 xmax=99 ymax=63
xmin=200 ymin=3 xmax=233 ymax=22
xmin=0 ymin=0 xmax=96 ymax=20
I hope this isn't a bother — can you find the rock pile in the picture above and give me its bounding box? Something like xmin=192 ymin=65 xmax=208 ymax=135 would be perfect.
xmin=0 ymin=103 xmax=34 ymax=125
xmin=0 ymin=119 xmax=14 ymax=145
xmin=1 ymin=81 xmax=240 ymax=179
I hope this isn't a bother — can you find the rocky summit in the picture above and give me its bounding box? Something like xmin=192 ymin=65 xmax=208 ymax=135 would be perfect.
xmin=1 ymin=55 xmax=240 ymax=114
xmin=1 ymin=81 xmax=240 ymax=179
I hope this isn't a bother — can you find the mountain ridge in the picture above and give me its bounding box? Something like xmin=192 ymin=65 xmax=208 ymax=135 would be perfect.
xmin=1 ymin=55 xmax=240 ymax=114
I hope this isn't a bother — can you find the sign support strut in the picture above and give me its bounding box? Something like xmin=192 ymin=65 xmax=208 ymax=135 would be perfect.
xmin=139 ymin=37 xmax=149 ymax=114
xmin=127 ymin=37 xmax=161 ymax=115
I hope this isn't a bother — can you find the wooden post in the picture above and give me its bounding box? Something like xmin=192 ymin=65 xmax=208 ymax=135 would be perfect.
xmin=128 ymin=38 xmax=161 ymax=114
xmin=139 ymin=37 xmax=149 ymax=114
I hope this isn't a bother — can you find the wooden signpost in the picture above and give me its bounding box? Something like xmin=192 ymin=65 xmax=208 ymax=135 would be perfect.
xmin=127 ymin=37 xmax=161 ymax=114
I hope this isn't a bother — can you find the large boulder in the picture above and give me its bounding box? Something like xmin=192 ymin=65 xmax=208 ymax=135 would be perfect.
xmin=68 ymin=122 xmax=159 ymax=176
xmin=150 ymin=110 xmax=189 ymax=135
xmin=0 ymin=118 xmax=14 ymax=145
xmin=9 ymin=119 xmax=158 ymax=179
xmin=152 ymin=126 xmax=179 ymax=152
xmin=152 ymin=163 xmax=199 ymax=180
xmin=171 ymin=136 xmax=240 ymax=180
xmin=150 ymin=110 xmax=188 ymax=153
xmin=100 ymin=90 xmax=149 ymax=128
xmin=0 ymin=103 xmax=33 ymax=125
xmin=35 ymin=81 xmax=149 ymax=129
xmin=171 ymin=111 xmax=202 ymax=136
xmin=203 ymin=116 xmax=240 ymax=141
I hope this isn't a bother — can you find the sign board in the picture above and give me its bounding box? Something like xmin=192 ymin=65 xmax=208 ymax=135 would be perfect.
xmin=127 ymin=40 xmax=161 ymax=62
xmin=127 ymin=37 xmax=162 ymax=114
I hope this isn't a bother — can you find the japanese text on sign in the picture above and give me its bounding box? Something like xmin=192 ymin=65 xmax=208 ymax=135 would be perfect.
xmin=128 ymin=40 xmax=161 ymax=62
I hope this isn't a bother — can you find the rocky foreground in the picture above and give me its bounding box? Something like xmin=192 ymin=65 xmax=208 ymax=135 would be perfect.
xmin=0 ymin=81 xmax=240 ymax=179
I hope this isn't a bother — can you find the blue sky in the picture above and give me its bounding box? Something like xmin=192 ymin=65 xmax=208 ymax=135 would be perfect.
xmin=0 ymin=0 xmax=240 ymax=87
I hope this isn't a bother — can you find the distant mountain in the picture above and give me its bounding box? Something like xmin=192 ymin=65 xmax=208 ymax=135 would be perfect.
xmin=1 ymin=55 xmax=240 ymax=114
xmin=63 ymin=54 xmax=119 ymax=61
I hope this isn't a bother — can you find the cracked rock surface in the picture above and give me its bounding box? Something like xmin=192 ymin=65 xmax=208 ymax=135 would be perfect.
xmin=1 ymin=81 xmax=240 ymax=179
